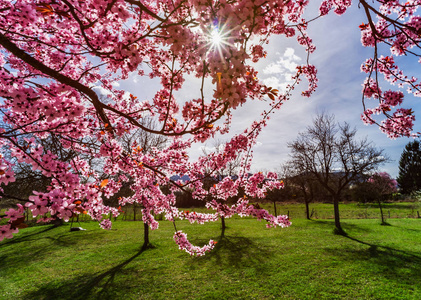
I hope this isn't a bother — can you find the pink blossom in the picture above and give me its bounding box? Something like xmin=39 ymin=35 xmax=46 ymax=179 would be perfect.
xmin=173 ymin=231 xmax=216 ymax=256
xmin=0 ymin=225 xmax=19 ymax=242
xmin=100 ymin=219 xmax=112 ymax=230
xmin=4 ymin=204 xmax=24 ymax=222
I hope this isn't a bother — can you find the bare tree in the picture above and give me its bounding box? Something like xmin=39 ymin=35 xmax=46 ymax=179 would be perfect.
xmin=288 ymin=113 xmax=388 ymax=234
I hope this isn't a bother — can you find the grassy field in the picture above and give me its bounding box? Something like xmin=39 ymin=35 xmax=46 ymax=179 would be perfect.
xmin=2 ymin=201 xmax=420 ymax=225
xmin=115 ymin=201 xmax=421 ymax=221
xmin=1 ymin=211 xmax=420 ymax=300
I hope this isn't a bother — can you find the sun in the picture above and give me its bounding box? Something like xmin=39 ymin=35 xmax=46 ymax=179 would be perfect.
xmin=210 ymin=27 xmax=223 ymax=47
xmin=205 ymin=21 xmax=232 ymax=52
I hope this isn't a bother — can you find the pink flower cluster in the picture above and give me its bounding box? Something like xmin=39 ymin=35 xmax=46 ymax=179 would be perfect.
xmin=319 ymin=0 xmax=352 ymax=16
xmin=357 ymin=0 xmax=421 ymax=138
xmin=173 ymin=231 xmax=216 ymax=256
xmin=0 ymin=204 xmax=24 ymax=242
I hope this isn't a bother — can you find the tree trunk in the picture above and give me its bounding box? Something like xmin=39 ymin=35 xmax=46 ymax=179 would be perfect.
xmin=273 ymin=201 xmax=277 ymax=217
xmin=142 ymin=222 xmax=150 ymax=250
xmin=377 ymin=199 xmax=386 ymax=225
xmin=305 ymin=199 xmax=310 ymax=220
xmin=52 ymin=213 xmax=63 ymax=227
xmin=333 ymin=196 xmax=345 ymax=235
xmin=133 ymin=203 xmax=136 ymax=221
xmin=221 ymin=216 xmax=226 ymax=237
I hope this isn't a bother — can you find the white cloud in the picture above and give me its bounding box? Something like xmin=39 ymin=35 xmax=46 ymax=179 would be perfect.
xmin=92 ymin=86 xmax=112 ymax=98
xmin=263 ymin=47 xmax=301 ymax=74
xmin=261 ymin=47 xmax=301 ymax=90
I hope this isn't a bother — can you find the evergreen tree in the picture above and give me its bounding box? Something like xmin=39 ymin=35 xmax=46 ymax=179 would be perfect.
xmin=397 ymin=140 xmax=421 ymax=194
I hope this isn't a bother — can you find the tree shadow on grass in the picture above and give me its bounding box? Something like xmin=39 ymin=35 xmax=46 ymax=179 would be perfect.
xmin=0 ymin=225 xmax=61 ymax=271
xmin=309 ymin=219 xmax=372 ymax=235
xmin=389 ymin=223 xmax=421 ymax=233
xmin=23 ymin=247 xmax=150 ymax=300
xmin=0 ymin=225 xmax=58 ymax=247
xmin=0 ymin=227 xmax=107 ymax=275
xmin=190 ymin=232 xmax=273 ymax=272
xmin=324 ymin=234 xmax=421 ymax=286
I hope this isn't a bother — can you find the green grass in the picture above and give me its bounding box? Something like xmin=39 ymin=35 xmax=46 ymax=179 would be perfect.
xmin=1 ymin=215 xmax=420 ymax=300
xmin=171 ymin=201 xmax=421 ymax=220
xmin=2 ymin=201 xmax=419 ymax=224
xmin=271 ymin=201 xmax=421 ymax=220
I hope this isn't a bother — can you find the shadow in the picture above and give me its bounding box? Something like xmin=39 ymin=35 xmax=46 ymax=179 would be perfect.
xmin=333 ymin=227 xmax=348 ymax=236
xmin=324 ymin=234 xmax=421 ymax=286
xmin=0 ymin=227 xmax=107 ymax=273
xmin=380 ymin=221 xmax=392 ymax=226
xmin=344 ymin=235 xmax=421 ymax=261
xmin=308 ymin=219 xmax=334 ymax=226
xmin=24 ymin=247 xmax=150 ymax=300
xmin=391 ymin=224 xmax=421 ymax=233
xmin=190 ymin=232 xmax=273 ymax=273
xmin=309 ymin=219 xmax=372 ymax=235
xmin=0 ymin=225 xmax=58 ymax=247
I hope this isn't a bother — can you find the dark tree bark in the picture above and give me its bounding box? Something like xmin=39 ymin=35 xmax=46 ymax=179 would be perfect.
xmin=142 ymin=222 xmax=150 ymax=250
xmin=305 ymin=199 xmax=310 ymax=220
xmin=333 ymin=196 xmax=344 ymax=234
xmin=377 ymin=199 xmax=386 ymax=225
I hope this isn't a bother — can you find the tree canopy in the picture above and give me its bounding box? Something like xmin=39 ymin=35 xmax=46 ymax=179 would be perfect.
xmin=0 ymin=0 xmax=421 ymax=252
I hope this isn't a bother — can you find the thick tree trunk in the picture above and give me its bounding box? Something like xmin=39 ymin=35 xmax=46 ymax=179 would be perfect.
xmin=142 ymin=222 xmax=150 ymax=250
xmin=333 ymin=196 xmax=345 ymax=235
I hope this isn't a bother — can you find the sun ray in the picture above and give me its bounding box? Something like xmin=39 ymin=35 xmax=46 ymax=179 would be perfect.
xmin=205 ymin=20 xmax=234 ymax=53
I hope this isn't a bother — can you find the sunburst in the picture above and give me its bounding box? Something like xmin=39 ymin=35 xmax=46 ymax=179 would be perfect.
xmin=206 ymin=20 xmax=233 ymax=53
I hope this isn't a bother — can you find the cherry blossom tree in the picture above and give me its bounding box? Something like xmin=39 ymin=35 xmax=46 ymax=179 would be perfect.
xmin=0 ymin=0 xmax=420 ymax=254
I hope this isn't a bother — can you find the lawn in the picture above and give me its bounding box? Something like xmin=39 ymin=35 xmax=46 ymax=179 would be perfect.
xmin=112 ymin=201 xmax=421 ymax=221
xmin=1 ymin=212 xmax=420 ymax=300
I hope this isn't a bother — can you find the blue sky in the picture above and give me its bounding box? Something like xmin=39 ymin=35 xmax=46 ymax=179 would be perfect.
xmin=114 ymin=2 xmax=421 ymax=179
xmin=214 ymin=2 xmax=421 ymax=179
